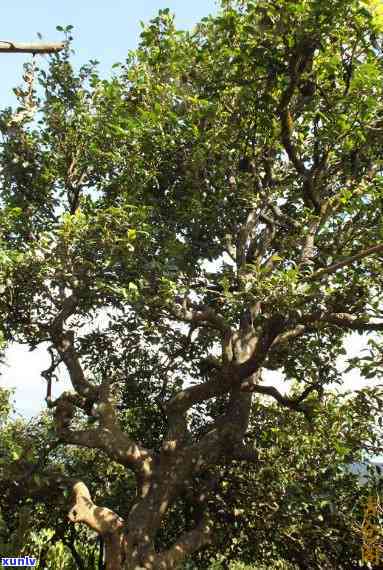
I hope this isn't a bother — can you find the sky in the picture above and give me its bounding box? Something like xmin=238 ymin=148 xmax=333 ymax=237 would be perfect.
xmin=1 ymin=0 xmax=218 ymax=108
xmin=0 ymin=1 xmax=382 ymax=438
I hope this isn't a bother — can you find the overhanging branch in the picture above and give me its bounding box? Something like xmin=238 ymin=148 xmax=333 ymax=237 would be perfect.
xmin=242 ymin=383 xmax=320 ymax=413
xmin=306 ymin=243 xmax=383 ymax=282
xmin=314 ymin=312 xmax=383 ymax=332
xmin=0 ymin=41 xmax=65 ymax=54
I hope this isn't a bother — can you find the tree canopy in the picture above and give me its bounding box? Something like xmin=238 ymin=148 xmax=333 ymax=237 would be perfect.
xmin=1 ymin=1 xmax=383 ymax=569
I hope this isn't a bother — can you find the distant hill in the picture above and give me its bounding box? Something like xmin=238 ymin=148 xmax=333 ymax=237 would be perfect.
xmin=348 ymin=461 xmax=383 ymax=484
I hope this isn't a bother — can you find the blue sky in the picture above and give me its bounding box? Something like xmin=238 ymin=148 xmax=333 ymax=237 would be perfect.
xmin=1 ymin=0 xmax=218 ymax=108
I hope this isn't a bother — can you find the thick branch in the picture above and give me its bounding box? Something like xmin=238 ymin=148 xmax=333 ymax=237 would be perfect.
xmin=308 ymin=312 xmax=383 ymax=332
xmin=269 ymin=203 xmax=300 ymax=229
xmin=300 ymin=217 xmax=321 ymax=266
xmin=49 ymin=296 xmax=97 ymax=398
xmin=306 ymin=243 xmax=383 ymax=281
xmin=170 ymin=298 xmax=232 ymax=334
xmin=280 ymin=108 xmax=308 ymax=176
xmin=54 ymin=393 xmax=151 ymax=468
xmin=194 ymin=386 xmax=253 ymax=464
xmin=236 ymin=314 xmax=286 ymax=380
xmin=165 ymin=376 xmax=227 ymax=440
xmin=166 ymin=316 xmax=286 ymax=433
xmin=246 ymin=215 xmax=277 ymax=268
xmin=68 ymin=482 xmax=125 ymax=570
xmin=278 ymin=47 xmax=310 ymax=177
xmin=69 ymin=481 xmax=125 ymax=535
xmin=271 ymin=325 xmax=307 ymax=347
xmin=237 ymin=208 xmax=261 ymax=268
xmin=278 ymin=45 xmax=322 ymax=211
xmin=158 ymin=519 xmax=212 ymax=568
xmin=2 ymin=462 xmax=77 ymax=504
xmin=0 ymin=41 xmax=65 ymax=54
xmin=49 ymin=297 xmax=153 ymax=474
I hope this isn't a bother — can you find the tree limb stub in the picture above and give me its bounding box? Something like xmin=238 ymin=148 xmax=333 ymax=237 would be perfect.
xmin=69 ymin=482 xmax=125 ymax=570
xmin=69 ymin=481 xmax=125 ymax=535
xmin=0 ymin=41 xmax=65 ymax=54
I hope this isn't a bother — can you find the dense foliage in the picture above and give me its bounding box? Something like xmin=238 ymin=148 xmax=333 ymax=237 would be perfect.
xmin=1 ymin=0 xmax=383 ymax=568
xmin=1 ymin=387 xmax=381 ymax=569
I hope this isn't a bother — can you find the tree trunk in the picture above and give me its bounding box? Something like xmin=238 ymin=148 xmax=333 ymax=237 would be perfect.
xmin=67 ymin=454 xmax=211 ymax=570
